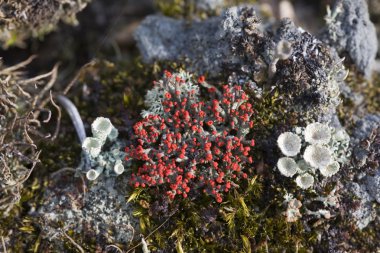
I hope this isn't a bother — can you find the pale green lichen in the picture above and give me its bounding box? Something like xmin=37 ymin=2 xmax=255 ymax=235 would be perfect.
xmin=80 ymin=117 xmax=125 ymax=180
xmin=276 ymin=122 xmax=351 ymax=189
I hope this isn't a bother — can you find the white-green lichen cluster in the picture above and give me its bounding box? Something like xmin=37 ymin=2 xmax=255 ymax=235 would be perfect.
xmin=0 ymin=0 xmax=92 ymax=48
xmin=283 ymin=193 xmax=302 ymax=222
xmin=141 ymin=71 xmax=199 ymax=118
xmin=81 ymin=117 xmax=125 ymax=181
xmin=276 ymin=122 xmax=350 ymax=189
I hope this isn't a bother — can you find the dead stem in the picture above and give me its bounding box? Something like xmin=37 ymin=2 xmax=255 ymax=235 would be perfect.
xmin=0 ymin=55 xmax=37 ymax=75
xmin=49 ymin=91 xmax=62 ymax=141
xmin=31 ymin=63 xmax=59 ymax=109
xmin=63 ymin=60 xmax=96 ymax=95
xmin=1 ymin=236 xmax=7 ymax=253
xmin=62 ymin=230 xmax=85 ymax=253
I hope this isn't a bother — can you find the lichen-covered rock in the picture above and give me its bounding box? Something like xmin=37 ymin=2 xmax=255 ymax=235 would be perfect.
xmin=134 ymin=5 xmax=271 ymax=76
xmin=322 ymin=0 xmax=378 ymax=77
xmin=352 ymin=114 xmax=380 ymax=142
xmin=347 ymin=182 xmax=376 ymax=229
xmin=37 ymin=173 xmax=137 ymax=248
xmin=269 ymin=19 xmax=345 ymax=124
xmin=339 ymin=114 xmax=380 ymax=230
xmin=368 ymin=0 xmax=380 ymax=57
xmin=351 ymin=114 xmax=380 ymax=167
xmin=134 ymin=14 xmax=233 ymax=75
xmin=0 ymin=0 xmax=91 ymax=48
xmin=135 ymin=6 xmax=346 ymax=125
xmin=366 ymin=171 xmax=380 ymax=203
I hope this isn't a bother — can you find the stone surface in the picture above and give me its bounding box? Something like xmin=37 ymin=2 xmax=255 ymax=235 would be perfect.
xmin=348 ymin=182 xmax=376 ymax=229
xmin=366 ymin=171 xmax=380 ymax=203
xmin=322 ymin=0 xmax=378 ymax=77
xmin=342 ymin=114 xmax=380 ymax=230
xmin=37 ymin=173 xmax=137 ymax=249
xmin=135 ymin=6 xmax=345 ymax=125
xmin=368 ymin=0 xmax=380 ymax=56
xmin=351 ymin=114 xmax=380 ymax=167
xmin=134 ymin=14 xmax=233 ymax=75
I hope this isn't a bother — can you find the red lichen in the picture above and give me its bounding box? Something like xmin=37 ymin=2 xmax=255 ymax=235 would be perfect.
xmin=125 ymin=71 xmax=255 ymax=202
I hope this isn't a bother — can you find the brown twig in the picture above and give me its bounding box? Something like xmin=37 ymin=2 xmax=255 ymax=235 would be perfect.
xmin=61 ymin=230 xmax=85 ymax=253
xmin=63 ymin=60 xmax=96 ymax=95
xmin=31 ymin=63 xmax=59 ymax=108
xmin=49 ymin=91 xmax=62 ymax=141
xmin=1 ymin=236 xmax=7 ymax=253
xmin=0 ymin=55 xmax=37 ymax=75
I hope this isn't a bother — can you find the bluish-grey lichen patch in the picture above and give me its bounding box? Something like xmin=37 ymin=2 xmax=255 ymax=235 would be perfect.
xmin=322 ymin=0 xmax=378 ymax=77
xmin=37 ymin=175 xmax=138 ymax=248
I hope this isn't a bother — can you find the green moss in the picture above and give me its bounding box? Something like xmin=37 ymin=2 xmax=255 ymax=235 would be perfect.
xmin=0 ymin=176 xmax=45 ymax=252
xmin=2 ymin=59 xmax=367 ymax=251
xmin=155 ymin=0 xmax=257 ymax=19
xmin=339 ymin=69 xmax=380 ymax=120
xmin=349 ymin=216 xmax=380 ymax=252
xmin=155 ymin=0 xmax=189 ymax=18
xmin=127 ymin=173 xmax=319 ymax=252
xmin=252 ymin=87 xmax=299 ymax=134
xmin=120 ymin=66 xmax=327 ymax=252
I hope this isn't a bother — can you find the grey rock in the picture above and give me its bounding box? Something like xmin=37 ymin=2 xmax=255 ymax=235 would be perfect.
xmin=270 ymin=18 xmax=344 ymax=124
xmin=134 ymin=5 xmax=266 ymax=76
xmin=351 ymin=114 xmax=380 ymax=166
xmin=135 ymin=6 xmax=345 ymax=125
xmin=37 ymin=174 xmax=137 ymax=247
xmin=322 ymin=0 xmax=378 ymax=77
xmin=134 ymin=13 xmax=236 ymax=75
xmin=348 ymin=182 xmax=376 ymax=229
xmin=343 ymin=114 xmax=380 ymax=230
xmin=366 ymin=171 xmax=380 ymax=203
xmin=368 ymin=0 xmax=380 ymax=56
xmin=352 ymin=114 xmax=380 ymax=143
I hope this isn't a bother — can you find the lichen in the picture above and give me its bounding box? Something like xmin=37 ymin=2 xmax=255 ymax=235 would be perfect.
xmin=0 ymin=57 xmax=56 ymax=216
xmin=0 ymin=0 xmax=92 ymax=48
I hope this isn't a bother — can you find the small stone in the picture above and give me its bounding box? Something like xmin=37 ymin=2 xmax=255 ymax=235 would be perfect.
xmin=366 ymin=172 xmax=380 ymax=203
xmin=322 ymin=0 xmax=378 ymax=77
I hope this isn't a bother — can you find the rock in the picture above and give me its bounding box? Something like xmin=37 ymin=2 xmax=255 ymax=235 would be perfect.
xmin=348 ymin=182 xmax=376 ymax=229
xmin=270 ymin=18 xmax=344 ymax=124
xmin=37 ymin=173 xmax=137 ymax=249
xmin=352 ymin=114 xmax=380 ymax=143
xmin=322 ymin=0 xmax=378 ymax=77
xmin=134 ymin=5 xmax=275 ymax=76
xmin=368 ymin=0 xmax=380 ymax=56
xmin=366 ymin=171 xmax=380 ymax=203
xmin=343 ymin=114 xmax=380 ymax=230
xmin=351 ymin=114 xmax=380 ymax=166
xmin=135 ymin=6 xmax=345 ymax=125
xmin=134 ymin=13 xmax=234 ymax=75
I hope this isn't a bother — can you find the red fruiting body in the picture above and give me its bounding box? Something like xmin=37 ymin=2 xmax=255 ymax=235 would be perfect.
xmin=126 ymin=72 xmax=255 ymax=202
xmin=198 ymin=75 xmax=206 ymax=83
